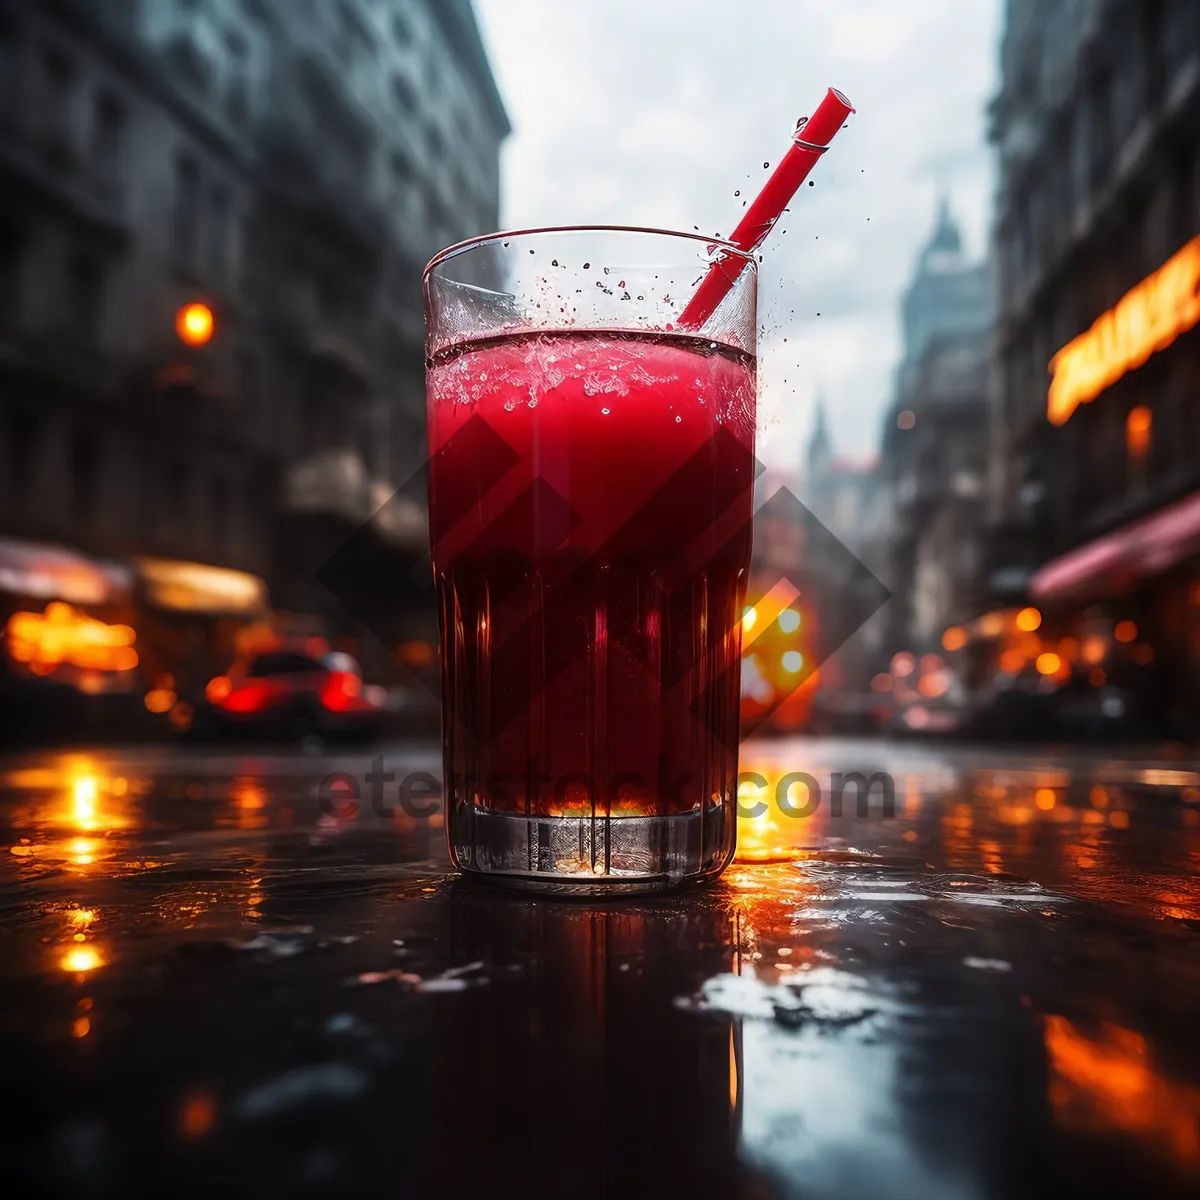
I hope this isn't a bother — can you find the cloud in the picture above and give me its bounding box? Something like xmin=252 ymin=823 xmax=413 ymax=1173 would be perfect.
xmin=474 ymin=0 xmax=1002 ymax=465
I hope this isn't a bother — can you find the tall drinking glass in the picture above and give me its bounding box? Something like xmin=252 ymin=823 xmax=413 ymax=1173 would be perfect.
xmin=424 ymin=227 xmax=757 ymax=893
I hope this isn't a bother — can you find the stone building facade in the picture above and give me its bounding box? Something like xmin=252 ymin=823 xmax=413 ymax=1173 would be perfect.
xmin=989 ymin=0 xmax=1200 ymax=737
xmin=876 ymin=199 xmax=992 ymax=655
xmin=0 ymin=0 xmax=507 ymax=686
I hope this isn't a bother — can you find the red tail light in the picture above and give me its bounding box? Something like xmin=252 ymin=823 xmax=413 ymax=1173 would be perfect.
xmin=320 ymin=670 xmax=362 ymax=712
xmin=220 ymin=679 xmax=285 ymax=714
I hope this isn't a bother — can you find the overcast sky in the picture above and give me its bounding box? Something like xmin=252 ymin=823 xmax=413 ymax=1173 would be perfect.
xmin=473 ymin=0 xmax=1004 ymax=469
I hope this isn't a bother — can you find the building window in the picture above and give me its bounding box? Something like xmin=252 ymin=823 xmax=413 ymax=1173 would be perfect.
xmin=163 ymin=458 xmax=189 ymax=540
xmin=1141 ymin=0 xmax=1167 ymax=108
xmin=225 ymin=30 xmax=250 ymax=123
xmin=1088 ymin=68 xmax=1114 ymax=189
xmin=39 ymin=45 xmax=76 ymax=163
xmin=69 ymin=432 xmax=98 ymax=526
xmin=1172 ymin=145 xmax=1196 ymax=247
xmin=333 ymin=0 xmax=373 ymax=66
xmin=207 ymin=181 xmax=230 ymax=284
xmin=390 ymin=148 xmax=412 ymax=188
xmin=1125 ymin=402 xmax=1152 ymax=474
xmin=7 ymin=409 xmax=37 ymax=509
xmin=91 ymin=90 xmax=125 ymax=188
xmin=172 ymin=152 xmax=201 ymax=266
xmin=227 ymin=74 xmax=249 ymax=124
xmin=165 ymin=34 xmax=213 ymax=97
xmin=392 ymin=72 xmax=415 ymax=112
xmin=0 ymin=221 xmax=22 ymax=328
xmin=455 ymin=109 xmax=473 ymax=147
xmin=210 ymin=472 xmax=228 ymax=551
xmin=68 ymin=253 xmax=104 ymax=344
xmin=0 ymin=16 xmax=18 ymax=126
xmin=237 ymin=348 xmax=259 ymax=409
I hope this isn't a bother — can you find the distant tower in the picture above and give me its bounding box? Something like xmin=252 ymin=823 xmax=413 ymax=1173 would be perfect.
xmin=899 ymin=193 xmax=990 ymax=375
xmin=806 ymin=395 xmax=833 ymax=477
xmin=804 ymin=394 xmax=836 ymax=514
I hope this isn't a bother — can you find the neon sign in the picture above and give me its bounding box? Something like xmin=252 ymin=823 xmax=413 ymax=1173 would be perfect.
xmin=1047 ymin=234 xmax=1200 ymax=425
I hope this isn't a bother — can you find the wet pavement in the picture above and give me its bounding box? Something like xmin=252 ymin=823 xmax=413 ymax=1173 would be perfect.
xmin=2 ymin=737 xmax=1200 ymax=1198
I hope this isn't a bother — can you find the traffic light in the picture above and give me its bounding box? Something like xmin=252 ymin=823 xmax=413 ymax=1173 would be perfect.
xmin=175 ymin=301 xmax=215 ymax=347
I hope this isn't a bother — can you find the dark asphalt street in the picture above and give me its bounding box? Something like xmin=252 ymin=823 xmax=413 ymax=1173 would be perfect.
xmin=2 ymin=737 xmax=1199 ymax=1198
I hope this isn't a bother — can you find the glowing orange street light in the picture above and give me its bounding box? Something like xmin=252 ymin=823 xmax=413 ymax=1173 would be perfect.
xmin=1036 ymin=652 xmax=1062 ymax=676
xmin=941 ymin=625 xmax=967 ymax=652
xmin=176 ymin=302 xmax=215 ymax=347
xmin=1125 ymin=405 xmax=1152 ymax=459
xmin=1015 ymin=607 xmax=1042 ymax=633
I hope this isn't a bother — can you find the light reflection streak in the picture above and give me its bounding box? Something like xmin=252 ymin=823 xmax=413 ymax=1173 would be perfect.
xmin=1045 ymin=1015 xmax=1200 ymax=1166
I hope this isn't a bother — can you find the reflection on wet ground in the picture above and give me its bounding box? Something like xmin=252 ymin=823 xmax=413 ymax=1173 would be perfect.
xmin=1 ymin=738 xmax=1199 ymax=1197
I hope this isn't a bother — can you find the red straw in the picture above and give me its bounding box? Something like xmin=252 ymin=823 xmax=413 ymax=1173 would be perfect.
xmin=678 ymin=87 xmax=855 ymax=331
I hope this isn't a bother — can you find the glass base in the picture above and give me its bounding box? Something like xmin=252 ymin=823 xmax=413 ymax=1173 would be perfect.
xmin=449 ymin=805 xmax=734 ymax=895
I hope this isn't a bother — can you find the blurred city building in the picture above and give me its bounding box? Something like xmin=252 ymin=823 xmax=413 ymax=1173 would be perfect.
xmin=801 ymin=399 xmax=889 ymax=727
xmin=0 ymin=0 xmax=507 ymax=733
xmin=988 ymin=0 xmax=1200 ymax=739
xmin=876 ymin=198 xmax=992 ymax=654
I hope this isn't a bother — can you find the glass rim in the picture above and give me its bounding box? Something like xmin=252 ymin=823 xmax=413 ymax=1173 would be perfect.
xmin=423 ymin=224 xmax=758 ymax=281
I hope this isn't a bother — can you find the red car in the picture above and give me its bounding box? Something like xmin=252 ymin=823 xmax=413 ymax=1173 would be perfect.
xmin=199 ymin=651 xmax=386 ymax=741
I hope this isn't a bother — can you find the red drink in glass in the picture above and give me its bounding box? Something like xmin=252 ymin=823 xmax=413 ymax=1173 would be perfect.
xmin=424 ymin=229 xmax=757 ymax=891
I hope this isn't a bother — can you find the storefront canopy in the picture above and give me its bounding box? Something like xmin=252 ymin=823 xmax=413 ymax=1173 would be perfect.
xmin=136 ymin=557 xmax=268 ymax=616
xmin=0 ymin=538 xmax=132 ymax=606
xmin=1030 ymin=489 xmax=1200 ymax=604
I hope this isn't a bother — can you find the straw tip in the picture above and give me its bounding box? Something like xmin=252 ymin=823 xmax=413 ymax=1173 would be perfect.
xmin=829 ymin=87 xmax=856 ymax=114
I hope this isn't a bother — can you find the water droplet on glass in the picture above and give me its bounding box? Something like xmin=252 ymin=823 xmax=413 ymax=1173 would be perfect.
xmin=529 ymin=249 xmax=535 ymax=254
xmin=763 ymin=161 xmax=769 ymax=169
xmin=808 ymin=180 xmax=815 ymax=187
xmin=675 ymin=415 xmax=682 ymax=423
xmin=551 ymin=258 xmax=559 ymax=266
xmin=618 ymin=281 xmax=625 ymax=288
xmin=503 ymin=400 xmax=515 ymax=411
xmin=601 ymin=407 xmax=610 ymax=415
xmin=582 ymin=262 xmax=590 ymax=269
xmin=734 ymin=190 xmax=740 ymax=197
